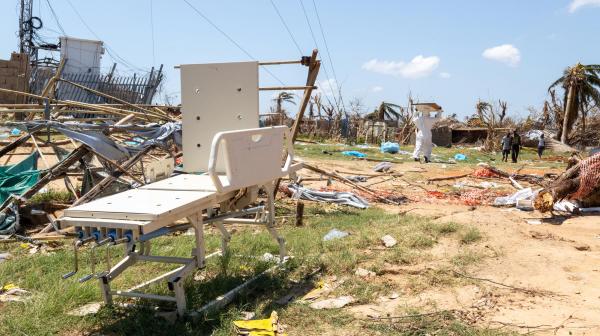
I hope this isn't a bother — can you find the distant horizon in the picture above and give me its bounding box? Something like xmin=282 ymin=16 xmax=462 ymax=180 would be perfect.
xmin=1 ymin=0 xmax=599 ymax=119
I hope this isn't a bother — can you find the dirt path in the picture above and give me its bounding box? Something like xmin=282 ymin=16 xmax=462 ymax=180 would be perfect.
xmin=296 ymin=155 xmax=600 ymax=335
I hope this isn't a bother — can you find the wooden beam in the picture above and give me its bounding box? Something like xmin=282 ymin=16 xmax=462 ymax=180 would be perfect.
xmin=259 ymin=86 xmax=317 ymax=91
xmin=259 ymin=60 xmax=304 ymax=66
xmin=291 ymin=49 xmax=320 ymax=141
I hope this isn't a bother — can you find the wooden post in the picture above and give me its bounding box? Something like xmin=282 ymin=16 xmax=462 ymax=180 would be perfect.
xmin=295 ymin=201 xmax=304 ymax=227
xmin=273 ymin=50 xmax=321 ymax=197
xmin=291 ymin=49 xmax=320 ymax=142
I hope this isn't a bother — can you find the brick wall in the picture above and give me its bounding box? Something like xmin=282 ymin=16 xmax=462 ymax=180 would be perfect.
xmin=0 ymin=53 xmax=30 ymax=104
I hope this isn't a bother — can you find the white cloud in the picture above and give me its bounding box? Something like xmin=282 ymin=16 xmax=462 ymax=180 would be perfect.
xmin=482 ymin=44 xmax=521 ymax=67
xmin=362 ymin=55 xmax=440 ymax=79
xmin=316 ymin=78 xmax=338 ymax=97
xmin=371 ymin=86 xmax=383 ymax=93
xmin=569 ymin=0 xmax=600 ymax=12
xmin=439 ymin=72 xmax=451 ymax=79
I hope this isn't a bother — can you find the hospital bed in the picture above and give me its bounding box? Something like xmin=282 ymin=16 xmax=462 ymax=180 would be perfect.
xmin=59 ymin=126 xmax=297 ymax=315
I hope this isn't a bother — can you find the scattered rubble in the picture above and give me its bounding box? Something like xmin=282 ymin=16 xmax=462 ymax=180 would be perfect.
xmin=381 ymin=235 xmax=397 ymax=248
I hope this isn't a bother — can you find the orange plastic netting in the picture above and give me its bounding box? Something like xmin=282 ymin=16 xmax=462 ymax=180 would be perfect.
xmin=571 ymin=153 xmax=600 ymax=200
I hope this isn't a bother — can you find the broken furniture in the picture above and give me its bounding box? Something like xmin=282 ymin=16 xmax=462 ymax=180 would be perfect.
xmin=59 ymin=126 xmax=298 ymax=315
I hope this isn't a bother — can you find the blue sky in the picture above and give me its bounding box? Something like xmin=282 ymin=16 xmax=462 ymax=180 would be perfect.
xmin=1 ymin=0 xmax=599 ymax=119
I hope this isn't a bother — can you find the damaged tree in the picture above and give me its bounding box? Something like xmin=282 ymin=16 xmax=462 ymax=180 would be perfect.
xmin=534 ymin=153 xmax=600 ymax=212
xmin=548 ymin=63 xmax=600 ymax=144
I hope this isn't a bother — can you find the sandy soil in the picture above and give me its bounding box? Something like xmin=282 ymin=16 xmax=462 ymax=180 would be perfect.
xmin=296 ymin=155 xmax=600 ymax=335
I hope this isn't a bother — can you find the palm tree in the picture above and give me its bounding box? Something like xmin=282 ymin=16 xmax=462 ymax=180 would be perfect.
xmin=549 ymin=63 xmax=600 ymax=143
xmin=273 ymin=92 xmax=296 ymax=125
xmin=375 ymin=102 xmax=403 ymax=121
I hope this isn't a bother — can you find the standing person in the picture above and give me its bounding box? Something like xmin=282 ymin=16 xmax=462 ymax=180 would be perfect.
xmin=412 ymin=111 xmax=441 ymax=163
xmin=511 ymin=130 xmax=521 ymax=163
xmin=537 ymin=133 xmax=545 ymax=159
xmin=501 ymin=132 xmax=512 ymax=162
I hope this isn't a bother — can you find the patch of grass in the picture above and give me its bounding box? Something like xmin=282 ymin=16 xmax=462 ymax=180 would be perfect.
xmin=293 ymin=142 xmax=568 ymax=171
xmin=452 ymin=250 xmax=485 ymax=268
xmin=434 ymin=221 xmax=461 ymax=235
xmin=0 ymin=205 xmax=483 ymax=335
xmin=407 ymin=233 xmax=436 ymax=249
xmin=336 ymin=276 xmax=392 ymax=303
xmin=460 ymin=227 xmax=483 ymax=245
xmin=364 ymin=309 xmax=518 ymax=335
xmin=385 ymin=247 xmax=421 ymax=265
xmin=29 ymin=189 xmax=73 ymax=204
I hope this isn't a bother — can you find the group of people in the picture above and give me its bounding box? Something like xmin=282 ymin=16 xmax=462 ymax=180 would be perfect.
xmin=501 ymin=130 xmax=545 ymax=163
xmin=411 ymin=110 xmax=547 ymax=164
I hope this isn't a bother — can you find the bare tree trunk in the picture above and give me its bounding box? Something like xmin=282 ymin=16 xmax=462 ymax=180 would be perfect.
xmin=561 ymin=85 xmax=575 ymax=144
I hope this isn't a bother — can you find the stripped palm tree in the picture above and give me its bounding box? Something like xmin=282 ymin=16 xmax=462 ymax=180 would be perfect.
xmin=549 ymin=63 xmax=600 ymax=143
xmin=373 ymin=102 xmax=403 ymax=121
xmin=273 ymin=92 xmax=296 ymax=125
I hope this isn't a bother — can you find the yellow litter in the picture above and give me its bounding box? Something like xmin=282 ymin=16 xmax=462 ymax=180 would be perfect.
xmin=233 ymin=311 xmax=286 ymax=336
xmin=1 ymin=283 xmax=18 ymax=292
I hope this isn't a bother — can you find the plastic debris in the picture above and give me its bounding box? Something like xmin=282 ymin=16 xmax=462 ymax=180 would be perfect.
xmin=309 ymin=296 xmax=355 ymax=310
xmin=355 ymin=268 xmax=376 ymax=278
xmin=516 ymin=199 xmax=534 ymax=211
xmin=67 ymin=302 xmax=103 ymax=316
xmin=10 ymin=128 xmax=21 ymax=136
xmin=341 ymin=151 xmax=366 ymax=158
xmin=526 ymin=219 xmax=542 ymax=225
xmin=373 ymin=161 xmax=393 ymax=172
xmin=0 ymin=283 xmax=30 ymax=302
xmin=454 ymin=153 xmax=467 ymax=161
xmin=288 ymin=184 xmax=369 ymax=209
xmin=300 ymin=281 xmax=332 ymax=302
xmin=323 ymin=229 xmax=349 ymax=241
xmin=261 ymin=253 xmax=278 ymax=262
xmin=0 ymin=252 xmax=11 ymax=263
xmin=346 ymin=176 xmax=367 ymax=183
xmin=381 ymin=235 xmax=397 ymax=248
xmin=494 ymin=188 xmax=536 ymax=206
xmin=233 ymin=311 xmax=285 ymax=336
xmin=380 ymin=142 xmax=400 ymax=154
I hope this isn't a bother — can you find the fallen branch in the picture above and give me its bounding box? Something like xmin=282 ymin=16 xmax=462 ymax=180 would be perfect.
xmin=427 ymin=173 xmax=471 ymax=182
xmin=301 ymin=162 xmax=402 ymax=205
xmin=452 ymin=270 xmax=560 ymax=296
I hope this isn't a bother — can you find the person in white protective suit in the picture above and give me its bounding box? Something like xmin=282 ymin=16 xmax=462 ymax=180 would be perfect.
xmin=412 ymin=111 xmax=442 ymax=163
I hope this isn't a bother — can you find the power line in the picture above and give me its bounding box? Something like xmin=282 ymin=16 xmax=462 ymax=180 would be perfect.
xmin=297 ymin=0 xmax=340 ymax=111
xmin=150 ymin=0 xmax=156 ymax=66
xmin=269 ymin=0 xmax=303 ymax=56
xmin=64 ymin=0 xmax=147 ymax=73
xmin=45 ymin=0 xmax=66 ymax=36
xmin=181 ymin=0 xmax=285 ymax=86
xmin=311 ymin=0 xmax=346 ymax=113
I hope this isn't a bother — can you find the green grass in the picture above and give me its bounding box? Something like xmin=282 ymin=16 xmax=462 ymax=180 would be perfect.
xmin=0 ymin=205 xmax=497 ymax=335
xmin=293 ymin=142 xmax=567 ymax=170
xmin=460 ymin=227 xmax=483 ymax=245
xmin=29 ymin=189 xmax=73 ymax=204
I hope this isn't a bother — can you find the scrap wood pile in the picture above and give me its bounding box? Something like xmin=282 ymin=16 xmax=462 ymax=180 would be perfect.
xmin=425 ymin=163 xmax=555 ymax=206
xmin=534 ymin=153 xmax=600 ymax=212
xmin=279 ymin=161 xmax=408 ymax=207
xmin=0 ymin=74 xmax=182 ymax=241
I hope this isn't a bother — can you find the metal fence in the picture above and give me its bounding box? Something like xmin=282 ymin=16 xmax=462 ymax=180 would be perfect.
xmin=30 ymin=65 xmax=163 ymax=105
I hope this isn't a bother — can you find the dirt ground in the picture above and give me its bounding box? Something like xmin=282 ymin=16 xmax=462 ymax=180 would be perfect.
xmin=296 ymin=155 xmax=600 ymax=336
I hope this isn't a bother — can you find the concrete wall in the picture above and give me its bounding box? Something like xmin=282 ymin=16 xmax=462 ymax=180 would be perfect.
xmin=0 ymin=53 xmax=29 ymax=104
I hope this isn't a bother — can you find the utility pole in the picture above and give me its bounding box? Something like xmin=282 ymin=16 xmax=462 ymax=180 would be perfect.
xmin=19 ymin=0 xmax=39 ymax=65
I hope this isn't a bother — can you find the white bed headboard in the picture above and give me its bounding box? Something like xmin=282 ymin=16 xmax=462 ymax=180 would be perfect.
xmin=207 ymin=126 xmax=293 ymax=193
